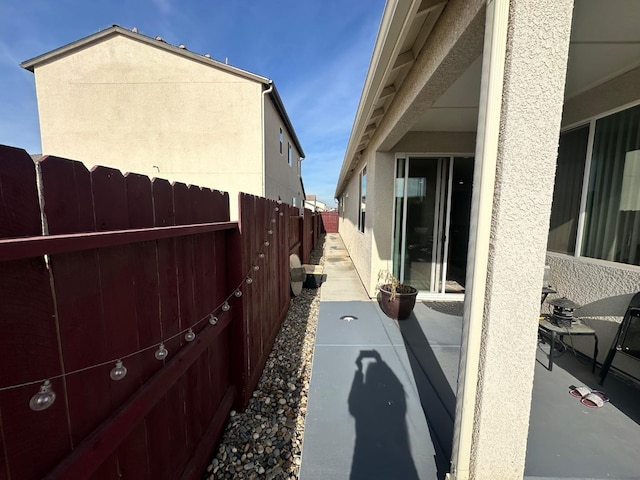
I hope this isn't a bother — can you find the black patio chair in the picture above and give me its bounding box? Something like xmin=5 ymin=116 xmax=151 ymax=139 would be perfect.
xmin=599 ymin=291 xmax=640 ymax=385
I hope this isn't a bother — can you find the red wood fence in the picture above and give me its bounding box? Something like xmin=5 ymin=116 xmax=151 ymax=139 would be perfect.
xmin=0 ymin=145 xmax=322 ymax=480
xmin=320 ymin=211 xmax=339 ymax=233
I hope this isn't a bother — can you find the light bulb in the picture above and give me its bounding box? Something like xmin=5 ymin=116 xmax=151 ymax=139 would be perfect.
xmin=271 ymin=218 xmax=276 ymax=224
xmin=253 ymin=264 xmax=260 ymax=271
xmin=275 ymin=206 xmax=279 ymax=212
xmin=279 ymin=212 xmax=283 ymax=216
xmin=155 ymin=343 xmax=168 ymax=360
xmin=234 ymin=289 xmax=242 ymax=297
xmin=222 ymin=301 xmax=230 ymax=312
xmin=209 ymin=314 xmax=218 ymax=325
xmin=259 ymin=253 xmax=265 ymax=259
xmin=29 ymin=380 xmax=56 ymax=411
xmin=264 ymin=241 xmax=270 ymax=247
xmin=268 ymin=229 xmax=273 ymax=235
xmin=277 ymin=200 xmax=282 ymax=205
xmin=246 ymin=276 xmax=253 ymax=285
xmin=110 ymin=360 xmax=128 ymax=381
xmin=185 ymin=328 xmax=195 ymax=342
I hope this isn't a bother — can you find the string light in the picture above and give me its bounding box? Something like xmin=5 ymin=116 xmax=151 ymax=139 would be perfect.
xmin=155 ymin=344 xmax=168 ymax=360
xmin=1 ymin=199 xmax=296 ymax=411
xmin=110 ymin=360 xmax=128 ymax=381
xmin=29 ymin=380 xmax=56 ymax=411
xmin=184 ymin=329 xmax=196 ymax=342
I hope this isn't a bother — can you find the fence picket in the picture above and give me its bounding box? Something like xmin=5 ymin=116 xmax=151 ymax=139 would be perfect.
xmin=0 ymin=147 xmax=321 ymax=479
xmin=0 ymin=145 xmax=41 ymax=238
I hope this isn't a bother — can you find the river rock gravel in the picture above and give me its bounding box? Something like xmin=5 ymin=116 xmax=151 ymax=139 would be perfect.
xmin=203 ymin=236 xmax=325 ymax=480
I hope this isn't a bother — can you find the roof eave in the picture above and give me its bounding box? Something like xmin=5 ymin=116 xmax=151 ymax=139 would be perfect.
xmin=334 ymin=0 xmax=418 ymax=199
xmin=268 ymin=84 xmax=305 ymax=158
xmin=20 ymin=25 xmax=270 ymax=85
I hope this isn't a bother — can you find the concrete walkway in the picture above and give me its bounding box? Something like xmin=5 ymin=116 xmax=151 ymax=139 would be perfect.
xmin=299 ymin=234 xmax=446 ymax=480
xmin=300 ymin=234 xmax=640 ymax=480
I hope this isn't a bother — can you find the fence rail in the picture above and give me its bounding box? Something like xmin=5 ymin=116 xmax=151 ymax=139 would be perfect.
xmin=0 ymin=144 xmax=323 ymax=479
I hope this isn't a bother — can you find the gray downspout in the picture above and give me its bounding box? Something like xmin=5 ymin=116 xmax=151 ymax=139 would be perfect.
xmin=261 ymin=81 xmax=274 ymax=197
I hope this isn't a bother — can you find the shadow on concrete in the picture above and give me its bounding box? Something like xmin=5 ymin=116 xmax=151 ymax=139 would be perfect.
xmin=398 ymin=316 xmax=455 ymax=480
xmin=348 ymin=350 xmax=419 ymax=480
xmin=550 ymin=344 xmax=640 ymax=426
xmin=422 ymin=301 xmax=464 ymax=317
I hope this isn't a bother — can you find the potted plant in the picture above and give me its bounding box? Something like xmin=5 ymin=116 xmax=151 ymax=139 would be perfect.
xmin=376 ymin=270 xmax=418 ymax=320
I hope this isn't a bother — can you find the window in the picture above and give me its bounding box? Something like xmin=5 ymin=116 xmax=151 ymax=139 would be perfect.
xmin=547 ymin=125 xmax=588 ymax=254
xmin=582 ymin=105 xmax=640 ymax=265
xmin=548 ymin=103 xmax=640 ymax=266
xmin=358 ymin=166 xmax=366 ymax=233
xmin=288 ymin=143 xmax=292 ymax=166
xmin=292 ymin=196 xmax=297 ymax=207
xmin=279 ymin=128 xmax=283 ymax=155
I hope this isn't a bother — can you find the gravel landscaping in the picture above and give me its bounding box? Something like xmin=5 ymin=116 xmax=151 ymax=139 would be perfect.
xmin=203 ymin=236 xmax=325 ymax=479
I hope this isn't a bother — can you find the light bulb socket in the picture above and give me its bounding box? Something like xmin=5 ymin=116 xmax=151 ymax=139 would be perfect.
xmin=110 ymin=360 xmax=128 ymax=381
xmin=253 ymin=264 xmax=260 ymax=271
xmin=264 ymin=240 xmax=270 ymax=247
xmin=234 ymin=289 xmax=242 ymax=297
xmin=259 ymin=253 xmax=265 ymax=259
xmin=209 ymin=314 xmax=218 ymax=325
xmin=185 ymin=329 xmax=195 ymax=342
xmin=268 ymin=229 xmax=273 ymax=235
xmin=155 ymin=343 xmax=168 ymax=360
xmin=246 ymin=277 xmax=253 ymax=284
xmin=29 ymin=380 xmax=56 ymax=411
xmin=222 ymin=301 xmax=230 ymax=312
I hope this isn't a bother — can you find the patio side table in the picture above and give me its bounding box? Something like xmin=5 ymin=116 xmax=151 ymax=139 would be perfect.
xmin=538 ymin=318 xmax=599 ymax=373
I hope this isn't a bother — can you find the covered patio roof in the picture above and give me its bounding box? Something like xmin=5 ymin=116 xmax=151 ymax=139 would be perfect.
xmin=335 ymin=0 xmax=640 ymax=199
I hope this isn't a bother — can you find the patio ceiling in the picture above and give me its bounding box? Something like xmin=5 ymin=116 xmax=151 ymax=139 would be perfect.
xmin=337 ymin=0 xmax=640 ymax=197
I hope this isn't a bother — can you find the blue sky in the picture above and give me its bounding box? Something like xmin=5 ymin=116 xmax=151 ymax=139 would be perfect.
xmin=0 ymin=0 xmax=386 ymax=206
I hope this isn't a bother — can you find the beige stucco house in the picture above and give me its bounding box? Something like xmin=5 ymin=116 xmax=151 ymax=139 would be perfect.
xmin=336 ymin=0 xmax=640 ymax=478
xmin=21 ymin=25 xmax=305 ymax=219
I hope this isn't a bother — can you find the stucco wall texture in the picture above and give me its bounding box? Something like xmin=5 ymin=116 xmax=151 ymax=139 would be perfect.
xmin=546 ymin=254 xmax=640 ymax=378
xmin=338 ymin=153 xmax=373 ymax=294
xmin=33 ymin=34 xmax=301 ymax=219
xmin=263 ymin=96 xmax=303 ymax=207
xmin=469 ymin=0 xmax=574 ymax=478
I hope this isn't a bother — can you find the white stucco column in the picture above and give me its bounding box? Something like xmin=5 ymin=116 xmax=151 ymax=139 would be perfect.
xmin=450 ymin=1 xmax=574 ymax=479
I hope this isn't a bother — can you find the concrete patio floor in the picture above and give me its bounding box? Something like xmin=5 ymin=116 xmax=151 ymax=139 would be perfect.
xmin=299 ymin=233 xmax=640 ymax=480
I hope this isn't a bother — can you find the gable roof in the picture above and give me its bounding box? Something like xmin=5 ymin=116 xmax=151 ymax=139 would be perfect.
xmin=21 ymin=24 xmax=304 ymax=157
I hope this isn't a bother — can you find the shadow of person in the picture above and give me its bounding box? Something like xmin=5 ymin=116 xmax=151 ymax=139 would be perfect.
xmin=348 ymin=349 xmax=419 ymax=480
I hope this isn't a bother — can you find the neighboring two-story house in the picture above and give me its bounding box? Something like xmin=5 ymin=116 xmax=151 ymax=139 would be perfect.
xmin=21 ymin=25 xmax=305 ymax=218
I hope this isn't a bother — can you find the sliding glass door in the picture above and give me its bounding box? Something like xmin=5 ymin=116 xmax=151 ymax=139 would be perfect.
xmin=393 ymin=156 xmax=474 ymax=295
